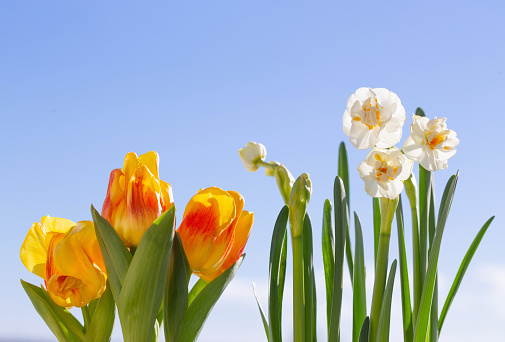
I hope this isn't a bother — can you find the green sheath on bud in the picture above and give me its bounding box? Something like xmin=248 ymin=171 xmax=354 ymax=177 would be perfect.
xmin=288 ymin=173 xmax=312 ymax=237
xmin=275 ymin=164 xmax=295 ymax=205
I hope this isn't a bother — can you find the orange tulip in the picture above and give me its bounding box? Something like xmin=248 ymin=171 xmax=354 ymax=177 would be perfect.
xmin=177 ymin=187 xmax=253 ymax=282
xmin=20 ymin=216 xmax=106 ymax=307
xmin=102 ymin=151 xmax=174 ymax=247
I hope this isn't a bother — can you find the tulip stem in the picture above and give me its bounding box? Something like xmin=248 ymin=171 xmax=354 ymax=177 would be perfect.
xmin=81 ymin=306 xmax=91 ymax=333
xmin=292 ymin=234 xmax=305 ymax=342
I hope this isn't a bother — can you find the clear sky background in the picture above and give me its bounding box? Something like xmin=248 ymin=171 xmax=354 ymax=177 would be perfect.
xmin=1 ymin=1 xmax=504 ymax=341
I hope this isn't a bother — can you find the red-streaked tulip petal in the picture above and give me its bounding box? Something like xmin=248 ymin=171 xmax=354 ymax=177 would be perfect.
xmin=218 ymin=210 xmax=254 ymax=274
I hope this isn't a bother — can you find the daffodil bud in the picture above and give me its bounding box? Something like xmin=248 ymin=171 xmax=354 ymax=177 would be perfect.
xmin=275 ymin=164 xmax=295 ymax=205
xmin=288 ymin=173 xmax=312 ymax=237
xmin=238 ymin=142 xmax=267 ymax=172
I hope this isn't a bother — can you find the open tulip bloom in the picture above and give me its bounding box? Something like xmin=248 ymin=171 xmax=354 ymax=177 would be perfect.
xmin=239 ymin=89 xmax=494 ymax=342
xmin=20 ymin=151 xmax=253 ymax=342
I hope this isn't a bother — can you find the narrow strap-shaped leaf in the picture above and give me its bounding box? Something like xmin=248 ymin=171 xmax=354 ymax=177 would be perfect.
xmin=376 ymin=260 xmax=397 ymax=342
xmin=418 ymin=166 xmax=431 ymax=293
xmin=87 ymin=298 xmax=99 ymax=320
xmin=21 ymin=280 xmax=81 ymax=341
xmin=428 ymin=182 xmax=438 ymax=342
xmin=84 ymin=284 xmax=115 ymax=342
xmin=91 ymin=205 xmax=132 ymax=304
xmin=373 ymin=198 xmax=380 ymax=267
xmin=438 ymin=216 xmax=494 ymax=334
xmin=164 ymin=233 xmax=189 ymax=342
xmin=269 ymin=205 xmax=289 ymax=342
xmin=176 ymin=255 xmax=245 ymax=342
xmin=312 ymin=277 xmax=317 ymax=342
xmin=188 ymin=279 xmax=207 ymax=307
xmin=395 ymin=197 xmax=413 ymax=342
xmin=338 ymin=142 xmax=354 ymax=282
xmin=119 ymin=207 xmax=176 ymax=342
xmin=328 ymin=176 xmax=347 ymax=341
xmin=352 ymin=212 xmax=367 ymax=342
xmin=413 ymin=173 xmax=458 ymax=342
xmin=253 ymin=283 xmax=270 ymax=341
xmin=322 ymin=199 xmax=334 ymax=334
xmin=358 ymin=317 xmax=370 ymax=342
xmin=303 ymin=214 xmax=315 ymax=342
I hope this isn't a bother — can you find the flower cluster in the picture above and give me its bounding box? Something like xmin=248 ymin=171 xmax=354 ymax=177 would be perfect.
xmin=21 ymin=151 xmax=253 ymax=308
xmin=343 ymin=87 xmax=459 ymax=198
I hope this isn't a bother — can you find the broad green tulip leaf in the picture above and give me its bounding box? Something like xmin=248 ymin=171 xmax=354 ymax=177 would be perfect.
xmin=188 ymin=279 xmax=207 ymax=307
xmin=395 ymin=197 xmax=413 ymax=342
xmin=87 ymin=298 xmax=99 ymax=320
xmin=253 ymin=283 xmax=270 ymax=341
xmin=21 ymin=280 xmax=83 ymax=342
xmin=176 ymin=255 xmax=245 ymax=342
xmin=338 ymin=142 xmax=354 ymax=281
xmin=372 ymin=198 xmax=380 ymax=266
xmin=164 ymin=233 xmax=189 ymax=342
xmin=328 ymin=176 xmax=347 ymax=341
xmin=415 ymin=107 xmax=425 ymax=117
xmin=84 ymin=284 xmax=115 ymax=342
xmin=303 ymin=214 xmax=315 ymax=342
xmin=352 ymin=212 xmax=366 ymax=342
xmin=91 ymin=205 xmax=132 ymax=304
xmin=269 ymin=205 xmax=289 ymax=342
xmin=358 ymin=316 xmax=369 ymax=342
xmin=322 ymin=199 xmax=334 ymax=333
xmin=119 ymin=207 xmax=176 ymax=342
xmin=438 ymin=216 xmax=494 ymax=334
xmin=413 ymin=173 xmax=458 ymax=342
xmin=376 ymin=260 xmax=397 ymax=342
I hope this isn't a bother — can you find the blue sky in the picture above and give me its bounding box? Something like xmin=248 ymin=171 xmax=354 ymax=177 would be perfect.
xmin=1 ymin=1 xmax=504 ymax=341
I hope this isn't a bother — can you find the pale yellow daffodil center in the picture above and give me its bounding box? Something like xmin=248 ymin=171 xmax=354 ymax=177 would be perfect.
xmin=374 ymin=154 xmax=398 ymax=182
xmin=353 ymin=97 xmax=384 ymax=130
xmin=425 ymin=119 xmax=450 ymax=150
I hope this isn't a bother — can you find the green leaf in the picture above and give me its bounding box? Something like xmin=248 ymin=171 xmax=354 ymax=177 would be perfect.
xmin=322 ymin=199 xmax=334 ymax=334
xmin=328 ymin=176 xmax=347 ymax=341
xmin=338 ymin=142 xmax=354 ymax=282
xmin=91 ymin=205 xmax=132 ymax=304
xmin=87 ymin=298 xmax=99 ymax=320
xmin=358 ymin=317 xmax=370 ymax=342
xmin=438 ymin=216 xmax=494 ymax=334
xmin=164 ymin=232 xmax=189 ymax=342
xmin=21 ymin=280 xmax=82 ymax=342
xmin=428 ymin=184 xmax=438 ymax=342
xmin=352 ymin=212 xmax=366 ymax=342
xmin=376 ymin=260 xmax=397 ymax=342
xmin=413 ymin=173 xmax=458 ymax=342
xmin=253 ymin=283 xmax=270 ymax=341
xmin=84 ymin=284 xmax=115 ymax=342
xmin=118 ymin=207 xmax=176 ymax=342
xmin=303 ymin=214 xmax=315 ymax=342
xmin=415 ymin=107 xmax=425 ymax=117
xmin=176 ymin=255 xmax=245 ymax=342
xmin=395 ymin=197 xmax=413 ymax=342
xmin=373 ymin=198 xmax=381 ymax=267
xmin=269 ymin=205 xmax=289 ymax=342
xmin=188 ymin=279 xmax=207 ymax=307
xmin=418 ymin=166 xmax=431 ymax=296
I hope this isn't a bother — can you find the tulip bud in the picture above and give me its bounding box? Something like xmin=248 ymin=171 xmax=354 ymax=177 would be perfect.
xmin=275 ymin=164 xmax=295 ymax=205
xmin=238 ymin=142 xmax=267 ymax=172
xmin=288 ymin=173 xmax=312 ymax=237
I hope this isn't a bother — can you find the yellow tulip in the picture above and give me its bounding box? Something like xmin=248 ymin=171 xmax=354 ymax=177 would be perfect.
xmin=20 ymin=216 xmax=106 ymax=307
xmin=101 ymin=151 xmax=174 ymax=247
xmin=177 ymin=187 xmax=253 ymax=282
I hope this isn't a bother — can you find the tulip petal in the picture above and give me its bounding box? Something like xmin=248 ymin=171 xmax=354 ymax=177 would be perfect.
xmin=20 ymin=217 xmax=76 ymax=279
xmin=138 ymin=151 xmax=160 ymax=179
xmin=218 ymin=211 xmax=254 ymax=274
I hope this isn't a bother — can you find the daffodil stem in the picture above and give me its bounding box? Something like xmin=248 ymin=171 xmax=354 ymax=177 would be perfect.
xmin=292 ymin=234 xmax=305 ymax=342
xmin=257 ymin=160 xmax=276 ymax=170
xmin=81 ymin=306 xmax=91 ymax=333
xmin=369 ymin=197 xmax=398 ymax=342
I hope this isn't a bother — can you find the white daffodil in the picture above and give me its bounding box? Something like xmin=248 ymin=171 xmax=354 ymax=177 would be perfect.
xmin=358 ymin=147 xmax=414 ymax=199
xmin=343 ymin=87 xmax=406 ymax=150
xmin=238 ymin=142 xmax=267 ymax=172
xmin=402 ymin=115 xmax=459 ymax=171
